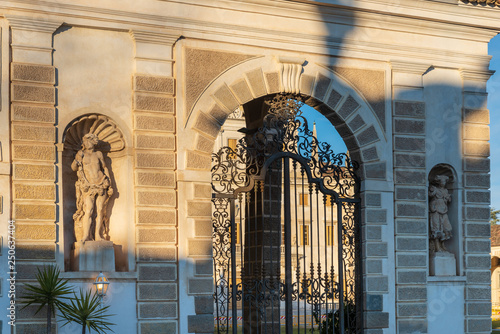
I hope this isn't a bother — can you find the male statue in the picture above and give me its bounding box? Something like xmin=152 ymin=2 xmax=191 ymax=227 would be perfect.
xmin=429 ymin=174 xmax=452 ymax=253
xmin=71 ymin=133 xmax=114 ymax=242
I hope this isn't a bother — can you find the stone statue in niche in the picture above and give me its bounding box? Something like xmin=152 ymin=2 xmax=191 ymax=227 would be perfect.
xmin=429 ymin=174 xmax=452 ymax=253
xmin=71 ymin=133 xmax=114 ymax=242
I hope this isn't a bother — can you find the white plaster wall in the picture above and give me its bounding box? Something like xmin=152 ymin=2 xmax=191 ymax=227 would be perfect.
xmin=427 ymin=279 xmax=466 ymax=334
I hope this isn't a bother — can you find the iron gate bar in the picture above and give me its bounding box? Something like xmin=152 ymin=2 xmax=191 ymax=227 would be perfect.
xmin=283 ymin=158 xmax=292 ymax=334
xmin=230 ymin=197 xmax=237 ymax=334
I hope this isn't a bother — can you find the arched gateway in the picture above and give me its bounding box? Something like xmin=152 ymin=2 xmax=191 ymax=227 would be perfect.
xmin=211 ymin=94 xmax=361 ymax=333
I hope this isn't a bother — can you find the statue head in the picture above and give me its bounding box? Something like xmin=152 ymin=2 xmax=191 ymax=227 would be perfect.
xmin=82 ymin=133 xmax=99 ymax=150
xmin=433 ymin=174 xmax=449 ymax=187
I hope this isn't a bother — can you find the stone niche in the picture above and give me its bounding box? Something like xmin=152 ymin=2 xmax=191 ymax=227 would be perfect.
xmin=428 ymin=164 xmax=459 ymax=276
xmin=62 ymin=114 xmax=130 ymax=272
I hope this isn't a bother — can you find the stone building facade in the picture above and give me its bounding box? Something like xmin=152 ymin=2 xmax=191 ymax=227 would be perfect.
xmin=0 ymin=1 xmax=498 ymax=333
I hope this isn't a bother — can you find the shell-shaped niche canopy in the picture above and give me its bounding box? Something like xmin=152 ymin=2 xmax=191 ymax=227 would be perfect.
xmin=64 ymin=114 xmax=125 ymax=153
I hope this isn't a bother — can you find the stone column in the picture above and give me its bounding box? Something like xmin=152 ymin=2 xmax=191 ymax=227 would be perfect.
xmin=460 ymin=69 xmax=494 ymax=334
xmin=391 ymin=61 xmax=430 ymax=334
xmin=6 ymin=15 xmax=62 ymax=333
xmin=130 ymin=30 xmax=180 ymax=334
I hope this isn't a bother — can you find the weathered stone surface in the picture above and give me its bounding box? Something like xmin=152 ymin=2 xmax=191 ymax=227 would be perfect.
xmin=396 ymin=237 xmax=427 ymax=251
xmin=136 ymin=134 xmax=175 ymax=150
xmin=138 ymin=283 xmax=177 ymax=300
xmin=12 ymin=104 xmax=55 ymax=123
xmin=398 ymin=319 xmax=427 ymax=334
xmin=213 ymin=84 xmax=240 ymax=112
xmin=466 ymin=270 xmax=490 ymax=284
xmin=464 ymin=157 xmax=490 ymax=172
xmin=366 ymin=209 xmax=387 ymax=224
xmin=395 ymin=187 xmax=426 ymax=201
xmin=17 ymin=244 xmax=55 ymax=259
xmin=394 ymin=119 xmax=425 ymax=134
xmin=13 ymin=164 xmax=54 ymax=180
xmin=364 ymin=192 xmax=381 ymax=207
xmin=195 ymin=259 xmax=213 ymax=275
xmin=364 ymin=312 xmax=389 ymax=328
xmin=397 ymin=253 xmax=427 ymax=267
xmin=135 ymin=75 xmax=174 ymax=94
xmin=364 ymin=162 xmax=386 ymax=179
xmin=397 ymin=286 xmax=427 ymax=301
xmin=466 ymin=223 xmax=490 ymax=237
xmin=356 ymin=125 xmax=379 ymax=146
xmin=188 ymin=278 xmax=213 ymax=294
xmin=467 ymin=287 xmax=491 ymax=300
xmin=361 ymin=146 xmax=378 ymax=161
xmin=195 ymin=296 xmax=214 ymax=314
xmin=186 ymin=151 xmax=211 ymax=170
xmin=136 ymin=152 xmax=175 ymax=169
xmin=196 ymin=134 xmax=215 ymax=153
xmin=395 ymin=153 xmax=425 ymax=167
xmin=139 ymin=321 xmax=177 ymax=334
xmin=139 ymin=302 xmax=177 ymax=318
xmin=137 ymin=171 xmax=175 ymax=188
xmin=17 ymin=224 xmax=55 ymax=240
xmin=15 ymin=204 xmax=55 ymax=220
xmin=466 ymin=255 xmax=491 ymax=269
xmin=394 ymin=136 xmax=425 ymax=152
xmin=138 ymin=264 xmax=177 ymax=281
xmin=13 ymin=124 xmax=54 ymax=142
xmin=313 ymin=73 xmax=331 ymax=101
xmin=365 ymin=242 xmax=387 ymax=257
xmin=138 ymin=209 xmax=176 ymax=225
xmin=394 ymin=101 xmax=425 ymax=118
xmin=300 ymin=74 xmax=315 ymax=97
xmin=193 ymin=184 xmax=212 ymax=199
xmin=366 ymin=276 xmax=388 ymax=292
xmin=230 ymin=79 xmax=253 ymax=104
xmin=337 ymin=95 xmax=359 ymax=120
xmin=465 ymin=190 xmax=490 ymax=203
xmin=135 ymin=94 xmax=175 ymax=113
xmin=187 ymin=200 xmax=212 ymax=217
xmin=465 ymin=174 xmax=490 ymax=188
xmin=463 ymin=124 xmax=489 ymax=140
xmin=396 ymin=220 xmax=427 ymax=234
xmin=466 ymin=302 xmax=491 ymax=316
xmin=366 ymin=260 xmax=383 ymax=274
xmin=348 ymin=114 xmax=366 ymax=133
xmin=364 ymin=226 xmax=382 ymax=240
xmin=138 ymin=227 xmax=176 ymax=243
xmin=14 ymin=323 xmax=57 ymax=333
xmin=396 ymin=203 xmax=426 ymax=217
xmin=135 ymin=114 xmax=175 ymax=132
xmin=397 ymin=270 xmax=426 ymax=284
xmin=464 ymin=108 xmax=489 ymax=124
xmin=245 ymin=68 xmax=267 ymax=97
xmin=12 ymin=83 xmax=54 ymax=103
xmin=394 ymin=170 xmax=426 ymax=185
xmin=465 ymin=206 xmax=490 ymax=220
xmin=12 ymin=63 xmax=55 ymax=83
xmin=188 ymin=314 xmax=213 ymax=333
xmin=138 ymin=246 xmax=176 ymax=262
xmin=188 ymin=239 xmax=212 ymax=256
xmin=13 ymin=144 xmax=55 ymax=161
xmin=137 ymin=190 xmax=176 ymax=207
xmin=16 ymin=263 xmax=41 ymax=279
xmin=193 ymin=112 xmax=220 ymax=138
xmin=464 ymin=141 xmax=490 ymax=156
xmin=467 ymin=318 xmax=492 ymax=332
xmin=14 ymin=184 xmax=55 ymax=200
xmin=265 ymin=72 xmax=280 ymax=93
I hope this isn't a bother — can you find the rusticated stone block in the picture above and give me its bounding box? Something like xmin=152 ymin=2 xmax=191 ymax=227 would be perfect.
xmin=12 ymin=63 xmax=55 ymax=83
xmin=213 ymin=84 xmax=240 ymax=112
xmin=16 ymin=263 xmax=41 ymax=279
xmin=136 ymin=152 xmax=175 ymax=169
xmin=188 ymin=314 xmax=213 ymax=333
xmin=396 ymin=237 xmax=427 ymax=251
xmin=14 ymin=184 xmax=55 ymax=200
xmin=138 ymin=228 xmax=176 ymax=243
xmin=366 ymin=276 xmax=388 ymax=293
xmin=12 ymin=104 xmax=55 ymax=123
xmin=465 ymin=174 xmax=490 ymax=188
xmin=138 ymin=283 xmax=177 ymax=300
xmin=313 ymin=73 xmax=331 ymax=101
xmin=398 ymin=320 xmax=427 ymax=334
xmin=366 ymin=260 xmax=383 ymax=274
xmin=12 ymin=83 xmax=54 ymax=103
xmin=135 ymin=94 xmax=174 ymax=113
xmin=195 ymin=296 xmax=214 ymax=314
xmin=364 ymin=162 xmax=386 ymax=179
xmin=16 ymin=224 xmax=55 ymax=240
xmin=464 ymin=124 xmax=489 ymax=140
xmin=396 ymin=220 xmax=427 ymax=234
xmin=366 ymin=209 xmax=387 ymax=224
xmin=397 ymin=270 xmax=426 ymax=284
xmin=139 ymin=321 xmax=177 ymax=334
xmin=265 ymin=72 xmax=280 ymax=94
xmin=135 ymin=76 xmax=174 ymax=94
xmin=188 ymin=278 xmax=213 ymax=294
xmin=365 ymin=294 xmax=383 ymax=311
xmin=245 ymin=68 xmax=267 ymax=97
xmin=395 ymin=153 xmax=425 ymax=168
xmin=464 ymin=108 xmax=489 ymax=124
xmin=397 ymin=286 xmax=427 ymax=301
xmin=137 ymin=190 xmax=176 ymax=207
xmin=136 ymin=134 xmax=175 ymax=150
xmin=465 ymin=206 xmax=490 ymax=220
xmin=138 ymin=264 xmax=177 ymax=281
xmin=186 ymin=151 xmax=211 ymax=170
xmin=394 ymin=101 xmax=425 ymax=118
xmin=139 ymin=302 xmax=177 ymax=318
xmin=326 ymin=88 xmax=343 ymax=110
xmin=13 ymin=144 xmax=55 ymax=161
xmin=394 ymin=136 xmax=425 ymax=152
xmin=361 ymin=146 xmax=378 ymax=162
xmin=188 ymin=239 xmax=212 ymax=257
xmin=137 ymin=209 xmax=176 ymax=225
xmin=15 ymin=204 xmax=55 ymax=220
xmin=467 ymin=287 xmax=491 ymax=300
xmin=230 ymin=79 xmax=253 ymax=104
xmin=17 ymin=244 xmax=54 ymax=260
xmin=466 ymin=190 xmax=490 ymax=203
xmin=396 ymin=203 xmax=426 ymax=217
xmin=467 ymin=302 xmax=491 ymax=316
xmin=14 ymin=323 xmax=57 ymax=333
xmin=195 ymin=259 xmax=213 ymax=275
xmin=365 ymin=242 xmax=387 ymax=257
xmin=13 ymin=124 xmax=54 ymax=142
xmin=138 ymin=246 xmax=176 ymax=262
xmin=364 ymin=226 xmax=382 ymax=240
xmin=193 ymin=112 xmax=220 ymax=138
xmin=194 ymin=220 xmax=212 ymax=237
xmin=187 ymin=201 xmax=211 ymax=217
xmin=299 ymin=74 xmax=315 ymax=96
xmin=337 ymin=95 xmax=359 ymax=120
xmin=135 ymin=114 xmax=175 ymax=132
xmin=395 ymin=187 xmax=426 ymax=201
xmin=196 ymin=134 xmax=215 ymax=153
xmin=364 ymin=193 xmax=381 ymax=207
xmin=356 ymin=126 xmax=379 ymax=146
xmin=137 ymin=172 xmax=175 ymax=188
xmin=13 ymin=164 xmax=54 ymax=180
xmin=394 ymin=170 xmax=426 ymax=185
xmin=467 ymin=318 xmax=492 ymax=332
xmin=207 ymin=103 xmax=231 ymax=125
xmin=193 ymin=184 xmax=212 ymax=199
xmin=364 ymin=311 xmax=389 ymax=328
xmin=464 ymin=141 xmax=490 ymax=157
xmin=397 ymin=253 xmax=427 ymax=267
xmin=464 ymin=157 xmax=490 ymax=172
xmin=394 ymin=119 xmax=425 ymax=135
xmin=348 ymin=114 xmax=366 ymax=133
xmin=466 ymin=270 xmax=490 ymax=284
xmin=466 ymin=223 xmax=490 ymax=237
xmin=466 ymin=255 xmax=491 ymax=269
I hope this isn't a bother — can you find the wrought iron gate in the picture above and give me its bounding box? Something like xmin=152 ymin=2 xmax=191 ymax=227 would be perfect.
xmin=212 ymin=94 xmax=361 ymax=333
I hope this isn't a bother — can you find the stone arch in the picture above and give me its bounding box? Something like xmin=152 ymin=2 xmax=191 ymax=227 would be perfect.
xmin=183 ymin=56 xmax=388 ymax=182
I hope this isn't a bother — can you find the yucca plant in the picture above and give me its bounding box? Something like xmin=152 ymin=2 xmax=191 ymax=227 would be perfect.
xmin=21 ymin=265 xmax=73 ymax=334
xmin=59 ymin=289 xmax=115 ymax=334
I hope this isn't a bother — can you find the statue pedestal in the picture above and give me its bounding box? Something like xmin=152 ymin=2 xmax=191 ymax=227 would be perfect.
xmin=75 ymin=241 xmax=115 ymax=272
xmin=430 ymin=251 xmax=456 ymax=276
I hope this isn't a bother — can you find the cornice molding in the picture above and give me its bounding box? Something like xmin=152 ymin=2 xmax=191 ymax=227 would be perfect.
xmin=5 ymin=15 xmax=62 ymax=33
xmin=459 ymin=68 xmax=495 ymax=81
xmin=390 ymin=61 xmax=432 ymax=75
xmin=129 ymin=29 xmax=182 ymax=46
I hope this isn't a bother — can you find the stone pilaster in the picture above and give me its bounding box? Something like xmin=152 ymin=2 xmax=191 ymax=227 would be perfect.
xmin=461 ymin=69 xmax=493 ymax=334
xmin=131 ymin=30 xmax=180 ymax=334
xmin=391 ymin=61 xmax=430 ymax=334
